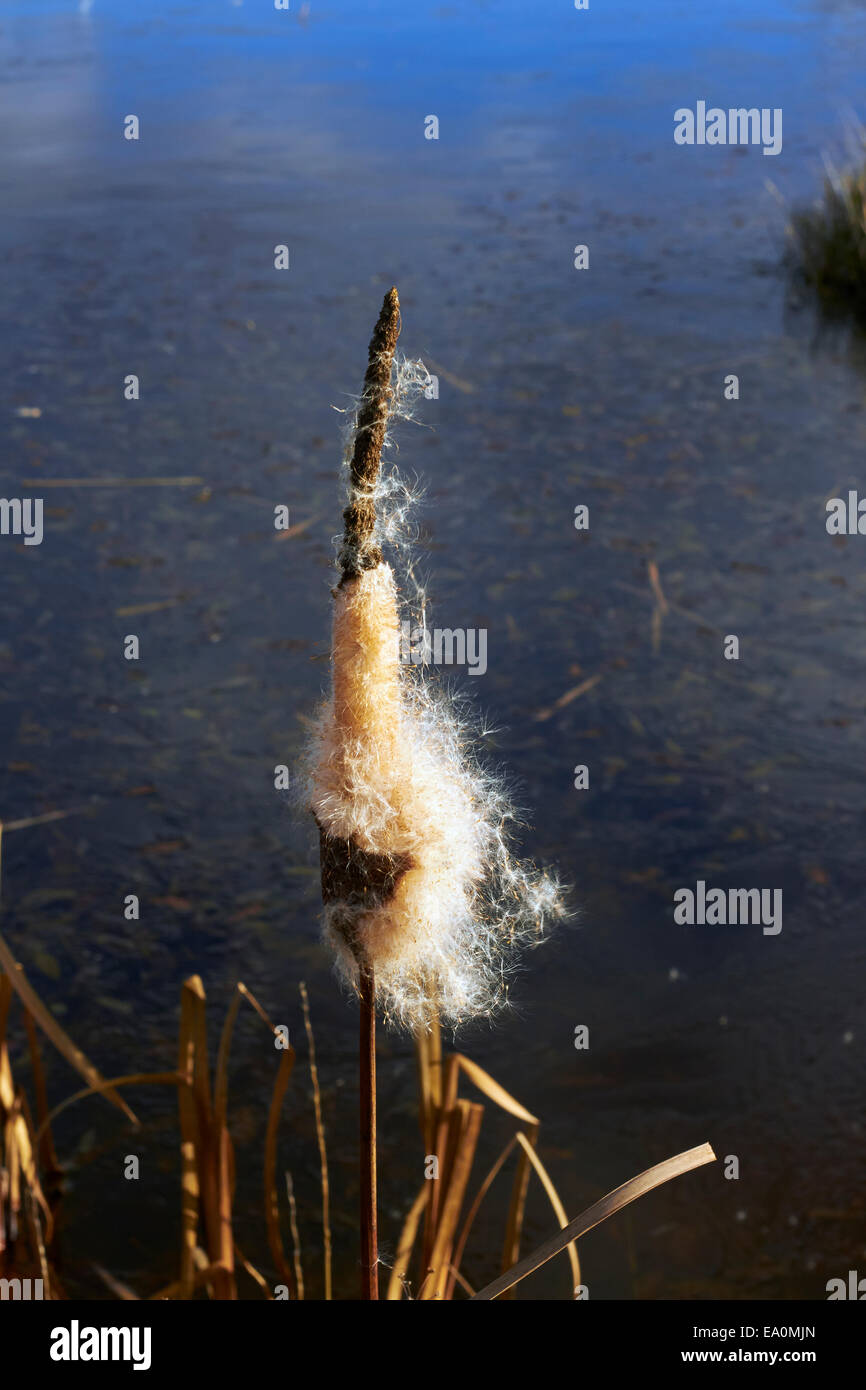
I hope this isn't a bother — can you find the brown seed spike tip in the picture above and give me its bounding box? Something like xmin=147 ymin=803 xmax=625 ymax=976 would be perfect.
xmin=339 ymin=287 xmax=401 ymax=584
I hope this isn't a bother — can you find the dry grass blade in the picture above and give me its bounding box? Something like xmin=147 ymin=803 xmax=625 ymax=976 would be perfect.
xmin=449 ymin=1265 xmax=476 ymax=1297
xmin=448 ymin=1045 xmax=548 ymax=1300
xmin=448 ymin=1133 xmax=519 ymax=1298
xmin=13 ymin=1092 xmax=53 ymax=1240
xmin=37 ymin=1072 xmax=180 ymax=1145
xmin=0 ymin=823 xmax=136 ymax=1124
xmin=499 ymin=1122 xmax=537 ymax=1299
xmin=177 ymin=980 xmax=202 ymax=1299
xmin=6 ymin=1107 xmax=21 ymax=1236
xmin=22 ymin=1008 xmax=61 ymax=1180
xmin=0 ymin=940 xmax=137 ymax=1126
xmin=237 ymin=981 xmax=276 ymax=1034
xmin=0 ymin=971 xmax=14 ymax=1111
xmin=264 ymin=1045 xmax=296 ymax=1297
xmin=25 ymin=1185 xmax=52 ymax=1298
xmin=456 ymin=1054 xmax=539 ymax=1126
xmin=514 ymin=1130 xmax=581 ymax=1295
xmin=213 ymin=984 xmax=243 ymax=1132
xmin=415 ymin=1014 xmax=443 ymax=1155
xmin=471 ymin=1142 xmax=717 ymax=1300
xmin=213 ymin=987 xmax=242 ymax=1300
xmin=415 ymin=1028 xmax=433 ymax=1150
xmin=299 ymin=981 xmax=331 ymax=1300
xmin=648 ymin=559 xmax=669 ymax=614
xmin=424 ymin=1053 xmax=460 ymax=1268
xmin=185 ymin=975 xmax=235 ymax=1300
xmin=534 ymin=673 xmax=602 ymax=723
xmin=285 ymin=1171 xmax=304 ymax=1300
xmin=234 ymin=1243 xmax=272 ymax=1298
xmin=215 ymin=1124 xmax=235 ymax=1295
xmin=422 ymin=1099 xmax=484 ymax=1301
xmin=387 ymin=1182 xmax=428 ymax=1300
xmin=2 ymin=808 xmax=85 ymax=833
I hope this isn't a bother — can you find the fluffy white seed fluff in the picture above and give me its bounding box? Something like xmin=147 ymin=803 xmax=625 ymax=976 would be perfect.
xmin=303 ymin=347 xmax=566 ymax=1030
xmin=305 ymin=559 xmax=566 ymax=1031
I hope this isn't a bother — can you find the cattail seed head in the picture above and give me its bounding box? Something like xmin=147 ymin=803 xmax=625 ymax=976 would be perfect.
xmin=305 ymin=291 xmax=567 ymax=1030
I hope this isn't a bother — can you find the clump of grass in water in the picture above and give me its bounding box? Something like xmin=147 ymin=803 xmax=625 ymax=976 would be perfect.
xmin=789 ymin=139 xmax=866 ymax=321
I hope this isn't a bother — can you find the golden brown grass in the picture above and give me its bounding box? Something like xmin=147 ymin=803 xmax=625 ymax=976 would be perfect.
xmin=790 ymin=146 xmax=866 ymax=321
xmin=0 ymin=949 xmax=714 ymax=1301
xmin=0 ymin=821 xmax=714 ymax=1301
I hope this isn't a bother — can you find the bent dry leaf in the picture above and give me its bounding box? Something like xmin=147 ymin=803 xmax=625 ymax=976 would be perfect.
xmin=471 ymin=1142 xmax=717 ymax=1300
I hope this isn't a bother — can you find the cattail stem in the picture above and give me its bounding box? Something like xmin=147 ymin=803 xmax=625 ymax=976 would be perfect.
xmin=333 ymin=288 xmax=400 ymax=1298
xmin=359 ymin=963 xmax=378 ymax=1299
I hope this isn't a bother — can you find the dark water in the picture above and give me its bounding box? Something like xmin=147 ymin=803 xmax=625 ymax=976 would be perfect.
xmin=1 ymin=0 xmax=865 ymax=1298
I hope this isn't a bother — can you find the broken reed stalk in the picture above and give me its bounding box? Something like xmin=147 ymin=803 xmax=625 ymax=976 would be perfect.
xmin=318 ymin=286 xmax=402 ymax=1299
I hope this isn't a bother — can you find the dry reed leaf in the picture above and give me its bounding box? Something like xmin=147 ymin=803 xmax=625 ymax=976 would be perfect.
xmin=387 ymin=1182 xmax=428 ymax=1300
xmin=0 ymin=971 xmax=14 ymax=1111
xmin=234 ymin=1243 xmax=272 ymax=1298
xmin=24 ymin=1184 xmax=51 ymax=1298
xmin=22 ymin=1008 xmax=61 ymax=1179
xmin=237 ymin=981 xmax=276 ymax=1034
xmin=414 ymin=1019 xmax=445 ymax=1187
xmin=177 ymin=980 xmax=203 ymax=1299
xmin=427 ymin=1019 xmax=443 ymax=1109
xmin=214 ymin=985 xmax=243 ymax=1133
xmin=7 ymin=1111 xmax=21 ymax=1230
xmin=424 ymin=1054 xmax=461 ymax=1266
xmin=415 ymin=1027 xmax=433 ymax=1150
xmin=472 ymin=1142 xmax=717 ymax=1300
xmin=648 ymin=560 xmax=669 ymax=613
xmin=264 ymin=1046 xmax=296 ymax=1297
xmin=0 ymin=936 xmax=137 ymax=1125
xmin=184 ymin=976 xmax=235 ymax=1300
xmin=216 ymin=1125 xmax=235 ymax=1294
xmin=534 ymin=674 xmax=602 ymax=723
xmin=423 ymin=1100 xmax=484 ymax=1301
xmin=499 ymin=1122 xmax=538 ymax=1299
xmin=37 ymin=1071 xmax=180 ymax=1144
xmin=449 ymin=1133 xmax=518 ymax=1296
xmin=449 ymin=1265 xmax=476 ymax=1297
xmin=456 ymin=1054 xmax=539 ymax=1125
xmin=300 ymin=981 xmax=331 ymax=1300
xmin=514 ymin=1130 xmax=580 ymax=1295
xmin=11 ymin=1098 xmax=53 ymax=1240
xmin=114 ymin=599 xmax=181 ymax=618
xmin=285 ymin=1172 xmax=304 ymax=1300
xmin=1 ymin=807 xmax=84 ymax=833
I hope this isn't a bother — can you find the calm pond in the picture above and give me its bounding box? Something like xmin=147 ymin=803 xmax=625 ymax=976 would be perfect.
xmin=1 ymin=0 xmax=864 ymax=1297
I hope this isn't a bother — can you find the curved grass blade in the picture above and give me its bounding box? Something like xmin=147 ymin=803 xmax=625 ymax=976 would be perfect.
xmin=514 ymin=1130 xmax=581 ymax=1295
xmin=471 ymin=1142 xmax=717 ymax=1300
xmin=0 ymin=935 xmax=138 ymax=1126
